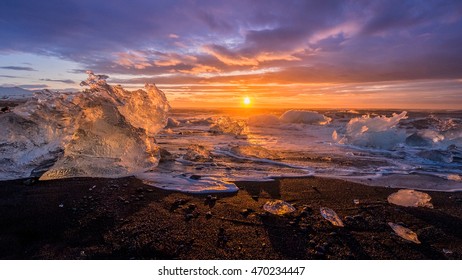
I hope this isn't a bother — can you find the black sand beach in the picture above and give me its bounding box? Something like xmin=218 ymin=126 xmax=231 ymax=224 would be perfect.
xmin=0 ymin=176 xmax=461 ymax=260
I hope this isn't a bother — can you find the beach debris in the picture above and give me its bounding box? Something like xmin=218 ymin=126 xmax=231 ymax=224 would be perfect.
xmin=388 ymin=222 xmax=421 ymax=244
xmin=240 ymin=208 xmax=254 ymax=217
xmin=387 ymin=189 xmax=433 ymax=208
xmin=353 ymin=199 xmax=360 ymax=205
xmin=320 ymin=207 xmax=344 ymax=227
xmin=263 ymin=200 xmax=296 ymax=215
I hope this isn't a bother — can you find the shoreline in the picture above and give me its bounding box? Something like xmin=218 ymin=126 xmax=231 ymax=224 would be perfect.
xmin=0 ymin=175 xmax=461 ymax=259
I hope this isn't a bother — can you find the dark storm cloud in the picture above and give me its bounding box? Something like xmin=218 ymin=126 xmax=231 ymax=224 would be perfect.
xmin=1 ymin=0 xmax=462 ymax=84
xmin=0 ymin=66 xmax=36 ymax=71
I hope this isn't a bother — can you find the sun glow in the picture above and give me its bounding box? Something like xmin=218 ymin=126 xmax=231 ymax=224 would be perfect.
xmin=243 ymin=96 xmax=251 ymax=106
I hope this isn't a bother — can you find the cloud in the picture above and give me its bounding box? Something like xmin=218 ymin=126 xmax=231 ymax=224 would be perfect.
xmin=203 ymin=44 xmax=301 ymax=66
xmin=0 ymin=0 xmax=461 ymax=89
xmin=18 ymin=84 xmax=48 ymax=89
xmin=0 ymin=66 xmax=36 ymax=71
xmin=40 ymin=78 xmax=76 ymax=84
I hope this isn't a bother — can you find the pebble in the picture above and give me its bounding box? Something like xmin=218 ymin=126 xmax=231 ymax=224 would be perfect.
xmin=251 ymin=195 xmax=259 ymax=200
xmin=190 ymin=175 xmax=201 ymax=180
xmin=308 ymin=240 xmax=317 ymax=247
xmin=188 ymin=204 xmax=197 ymax=210
xmin=205 ymin=211 xmax=213 ymax=219
xmin=124 ymin=200 xmax=130 ymax=204
xmin=174 ymin=199 xmax=187 ymax=205
xmin=185 ymin=213 xmax=194 ymax=221
xmin=240 ymin=208 xmax=253 ymax=217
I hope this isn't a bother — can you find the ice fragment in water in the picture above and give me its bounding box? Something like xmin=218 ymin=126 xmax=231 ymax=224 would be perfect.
xmin=279 ymin=110 xmax=331 ymax=125
xmin=183 ymin=145 xmax=212 ymax=162
xmin=320 ymin=207 xmax=344 ymax=227
xmin=334 ymin=111 xmax=407 ymax=149
xmin=209 ymin=116 xmax=248 ymax=136
xmin=388 ymin=222 xmax=421 ymax=244
xmin=387 ymin=189 xmax=433 ymax=208
xmin=263 ymin=200 xmax=296 ymax=215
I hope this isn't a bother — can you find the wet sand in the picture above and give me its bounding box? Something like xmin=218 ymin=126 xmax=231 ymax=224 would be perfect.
xmin=0 ymin=176 xmax=461 ymax=259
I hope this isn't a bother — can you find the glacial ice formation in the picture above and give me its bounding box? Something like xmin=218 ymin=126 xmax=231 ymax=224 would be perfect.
xmin=387 ymin=189 xmax=433 ymax=208
xmin=279 ymin=110 xmax=331 ymax=125
xmin=263 ymin=200 xmax=296 ymax=215
xmin=388 ymin=222 xmax=421 ymax=244
xmin=210 ymin=116 xmax=248 ymax=136
xmin=320 ymin=207 xmax=344 ymax=227
xmin=0 ymin=71 xmax=169 ymax=180
xmin=248 ymin=110 xmax=331 ymax=127
xmin=333 ymin=111 xmax=408 ymax=149
xmin=137 ymin=173 xmax=238 ymax=193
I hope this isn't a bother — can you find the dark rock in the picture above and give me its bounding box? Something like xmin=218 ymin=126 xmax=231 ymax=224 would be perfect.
xmin=188 ymin=204 xmax=197 ymax=210
xmin=185 ymin=213 xmax=194 ymax=221
xmin=308 ymin=240 xmax=317 ymax=247
xmin=240 ymin=208 xmax=254 ymax=217
xmin=23 ymin=178 xmax=36 ymax=186
xmin=205 ymin=211 xmax=213 ymax=219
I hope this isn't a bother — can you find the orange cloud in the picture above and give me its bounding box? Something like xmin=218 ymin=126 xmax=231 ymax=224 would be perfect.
xmin=115 ymin=51 xmax=151 ymax=69
xmin=202 ymin=45 xmax=301 ymax=66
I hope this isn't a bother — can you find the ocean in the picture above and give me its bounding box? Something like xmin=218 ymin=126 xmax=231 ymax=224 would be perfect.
xmin=139 ymin=108 xmax=462 ymax=193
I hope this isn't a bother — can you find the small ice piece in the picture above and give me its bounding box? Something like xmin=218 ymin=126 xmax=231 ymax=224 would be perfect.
xmin=387 ymin=189 xmax=433 ymax=208
xmin=353 ymin=199 xmax=360 ymax=205
xmin=443 ymin=249 xmax=453 ymax=254
xmin=263 ymin=200 xmax=296 ymax=215
xmin=137 ymin=172 xmax=238 ymax=194
xmin=388 ymin=222 xmax=421 ymax=244
xmin=320 ymin=207 xmax=344 ymax=227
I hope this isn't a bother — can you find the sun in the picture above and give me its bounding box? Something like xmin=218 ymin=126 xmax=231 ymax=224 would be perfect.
xmin=243 ymin=96 xmax=251 ymax=106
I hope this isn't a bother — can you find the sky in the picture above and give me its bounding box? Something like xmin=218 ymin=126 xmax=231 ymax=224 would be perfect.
xmin=1 ymin=0 xmax=462 ymax=109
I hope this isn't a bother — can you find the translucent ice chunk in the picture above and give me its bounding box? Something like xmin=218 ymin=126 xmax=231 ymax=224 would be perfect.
xmin=334 ymin=111 xmax=407 ymax=149
xmin=137 ymin=173 xmax=238 ymax=194
xmin=388 ymin=222 xmax=421 ymax=244
xmin=263 ymin=200 xmax=296 ymax=215
xmin=387 ymin=189 xmax=433 ymax=208
xmin=320 ymin=207 xmax=344 ymax=227
xmin=279 ymin=110 xmax=331 ymax=125
xmin=183 ymin=145 xmax=212 ymax=162
xmin=0 ymin=71 xmax=169 ymax=180
xmin=210 ymin=116 xmax=248 ymax=136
